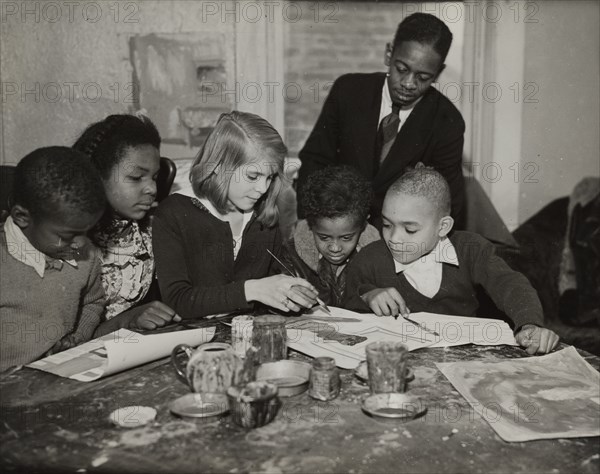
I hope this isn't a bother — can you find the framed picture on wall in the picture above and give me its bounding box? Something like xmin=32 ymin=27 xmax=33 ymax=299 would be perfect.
xmin=130 ymin=32 xmax=233 ymax=148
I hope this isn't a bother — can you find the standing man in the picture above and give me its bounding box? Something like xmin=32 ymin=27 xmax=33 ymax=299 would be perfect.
xmin=297 ymin=13 xmax=465 ymax=229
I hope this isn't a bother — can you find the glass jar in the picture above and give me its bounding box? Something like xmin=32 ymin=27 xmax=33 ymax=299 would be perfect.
xmin=309 ymin=357 xmax=340 ymax=401
xmin=251 ymin=315 xmax=287 ymax=364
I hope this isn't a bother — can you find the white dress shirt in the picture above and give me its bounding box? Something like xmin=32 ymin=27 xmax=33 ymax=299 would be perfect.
xmin=4 ymin=216 xmax=77 ymax=278
xmin=393 ymin=237 xmax=459 ymax=298
xmin=379 ymin=77 xmax=422 ymax=132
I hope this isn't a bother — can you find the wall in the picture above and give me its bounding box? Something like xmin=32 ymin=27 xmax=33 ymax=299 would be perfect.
xmin=0 ymin=0 xmax=234 ymax=164
xmin=519 ymin=0 xmax=600 ymax=223
xmin=460 ymin=0 xmax=599 ymax=229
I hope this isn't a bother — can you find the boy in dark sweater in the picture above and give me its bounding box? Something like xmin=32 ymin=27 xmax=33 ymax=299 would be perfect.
xmin=1 ymin=147 xmax=106 ymax=370
xmin=344 ymin=167 xmax=559 ymax=355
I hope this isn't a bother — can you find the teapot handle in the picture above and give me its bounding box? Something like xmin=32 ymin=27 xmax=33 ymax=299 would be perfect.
xmin=171 ymin=344 xmax=194 ymax=387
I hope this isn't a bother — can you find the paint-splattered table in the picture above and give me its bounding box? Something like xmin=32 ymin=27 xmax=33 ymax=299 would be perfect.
xmin=1 ymin=325 xmax=599 ymax=474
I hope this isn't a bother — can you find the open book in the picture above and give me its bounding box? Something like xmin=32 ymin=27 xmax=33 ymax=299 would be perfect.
xmin=27 ymin=327 xmax=215 ymax=382
xmin=286 ymin=307 xmax=517 ymax=369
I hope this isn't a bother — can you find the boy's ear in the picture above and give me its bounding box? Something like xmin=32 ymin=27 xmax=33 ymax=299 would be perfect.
xmin=11 ymin=205 xmax=32 ymax=229
xmin=384 ymin=43 xmax=393 ymax=67
xmin=438 ymin=215 xmax=454 ymax=238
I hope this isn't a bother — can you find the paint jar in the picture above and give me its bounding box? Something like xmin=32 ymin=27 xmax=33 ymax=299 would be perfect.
xmin=251 ymin=315 xmax=287 ymax=364
xmin=231 ymin=315 xmax=254 ymax=358
xmin=309 ymin=357 xmax=340 ymax=401
xmin=365 ymin=341 xmax=409 ymax=394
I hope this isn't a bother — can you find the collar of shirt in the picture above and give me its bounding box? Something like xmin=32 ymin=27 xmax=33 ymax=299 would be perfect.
xmin=197 ymin=197 xmax=253 ymax=235
xmin=4 ymin=216 xmax=77 ymax=278
xmin=379 ymin=78 xmax=422 ymax=130
xmin=393 ymin=237 xmax=459 ymax=274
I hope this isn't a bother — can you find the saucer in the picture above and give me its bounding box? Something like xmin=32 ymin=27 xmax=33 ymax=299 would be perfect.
xmin=354 ymin=360 xmax=414 ymax=384
xmin=169 ymin=393 xmax=229 ymax=418
xmin=110 ymin=406 xmax=157 ymax=428
xmin=362 ymin=393 xmax=427 ymax=420
xmin=255 ymin=360 xmax=311 ymax=397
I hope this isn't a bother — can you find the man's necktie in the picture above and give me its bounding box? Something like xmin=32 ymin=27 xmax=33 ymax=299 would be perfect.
xmin=376 ymin=104 xmax=401 ymax=163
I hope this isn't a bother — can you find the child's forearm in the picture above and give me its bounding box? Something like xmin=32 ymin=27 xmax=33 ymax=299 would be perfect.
xmin=93 ymin=310 xmax=136 ymax=337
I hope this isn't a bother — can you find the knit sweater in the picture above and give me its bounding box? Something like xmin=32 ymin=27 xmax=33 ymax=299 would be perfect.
xmin=0 ymin=230 xmax=105 ymax=370
xmin=152 ymin=194 xmax=282 ymax=319
xmin=282 ymin=219 xmax=380 ymax=306
xmin=344 ymin=231 xmax=544 ymax=330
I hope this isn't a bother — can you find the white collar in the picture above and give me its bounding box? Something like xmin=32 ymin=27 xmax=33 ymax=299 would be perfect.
xmin=4 ymin=216 xmax=77 ymax=278
xmin=382 ymin=77 xmax=423 ymax=114
xmin=197 ymin=197 xmax=253 ymax=234
xmin=394 ymin=237 xmax=458 ymax=273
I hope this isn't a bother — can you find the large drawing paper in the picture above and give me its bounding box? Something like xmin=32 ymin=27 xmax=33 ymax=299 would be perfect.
xmin=437 ymin=346 xmax=600 ymax=442
xmin=27 ymin=327 xmax=215 ymax=382
xmin=287 ymin=307 xmax=516 ymax=369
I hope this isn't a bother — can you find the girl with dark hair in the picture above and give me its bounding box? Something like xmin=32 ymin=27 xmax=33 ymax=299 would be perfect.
xmin=74 ymin=113 xmax=180 ymax=334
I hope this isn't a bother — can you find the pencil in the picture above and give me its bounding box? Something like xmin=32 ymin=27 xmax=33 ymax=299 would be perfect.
xmin=403 ymin=317 xmax=440 ymax=337
xmin=266 ymin=249 xmax=331 ymax=315
xmin=315 ymin=297 xmax=331 ymax=315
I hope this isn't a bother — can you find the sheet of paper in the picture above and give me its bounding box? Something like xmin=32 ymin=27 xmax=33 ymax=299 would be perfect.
xmin=437 ymin=346 xmax=600 ymax=442
xmin=27 ymin=327 xmax=215 ymax=382
xmin=407 ymin=312 xmax=517 ymax=348
xmin=286 ymin=307 xmax=516 ymax=369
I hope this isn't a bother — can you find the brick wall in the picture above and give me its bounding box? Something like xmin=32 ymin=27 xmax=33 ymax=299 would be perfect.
xmin=284 ymin=3 xmax=401 ymax=156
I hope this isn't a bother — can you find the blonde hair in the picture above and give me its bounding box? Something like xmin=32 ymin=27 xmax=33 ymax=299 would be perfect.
xmin=189 ymin=111 xmax=286 ymax=227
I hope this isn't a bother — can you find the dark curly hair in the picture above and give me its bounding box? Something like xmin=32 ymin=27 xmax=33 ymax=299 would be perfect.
xmin=392 ymin=13 xmax=453 ymax=62
xmin=13 ymin=147 xmax=106 ymax=219
xmin=73 ymin=114 xmax=160 ymax=180
xmin=300 ymin=166 xmax=373 ymax=228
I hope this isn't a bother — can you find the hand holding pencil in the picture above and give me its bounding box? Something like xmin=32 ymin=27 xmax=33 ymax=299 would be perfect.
xmin=360 ymin=287 xmax=440 ymax=336
xmin=361 ymin=287 xmax=410 ymax=318
xmin=245 ymin=274 xmax=319 ymax=314
xmin=266 ymin=249 xmax=331 ymax=314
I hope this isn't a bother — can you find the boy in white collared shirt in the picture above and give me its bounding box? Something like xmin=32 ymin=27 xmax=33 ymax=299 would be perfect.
xmin=0 ymin=147 xmax=106 ymax=370
xmin=344 ymin=166 xmax=559 ymax=355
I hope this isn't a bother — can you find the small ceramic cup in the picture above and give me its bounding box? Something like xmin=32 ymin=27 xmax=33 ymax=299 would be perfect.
xmin=227 ymin=381 xmax=281 ymax=428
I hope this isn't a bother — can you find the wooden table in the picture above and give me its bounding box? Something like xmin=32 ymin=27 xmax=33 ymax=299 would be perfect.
xmin=1 ymin=325 xmax=599 ymax=474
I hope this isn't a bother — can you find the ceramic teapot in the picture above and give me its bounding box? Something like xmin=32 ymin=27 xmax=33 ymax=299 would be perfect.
xmin=171 ymin=342 xmax=242 ymax=393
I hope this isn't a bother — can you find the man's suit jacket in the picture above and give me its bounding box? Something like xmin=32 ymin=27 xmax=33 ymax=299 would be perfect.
xmin=297 ymin=72 xmax=466 ymax=228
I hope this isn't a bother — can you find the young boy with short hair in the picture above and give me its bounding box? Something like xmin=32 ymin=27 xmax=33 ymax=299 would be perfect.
xmin=344 ymin=167 xmax=559 ymax=354
xmin=1 ymin=147 xmax=106 ymax=370
xmin=283 ymin=166 xmax=380 ymax=307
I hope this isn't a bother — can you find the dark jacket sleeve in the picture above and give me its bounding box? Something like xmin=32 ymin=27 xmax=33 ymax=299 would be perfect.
xmin=464 ymin=233 xmax=544 ymax=330
xmin=429 ymin=104 xmax=466 ymax=230
xmin=152 ymin=209 xmax=252 ymax=319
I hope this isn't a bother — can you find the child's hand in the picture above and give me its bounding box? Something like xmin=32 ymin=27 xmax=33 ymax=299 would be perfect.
xmin=361 ymin=287 xmax=409 ymax=318
xmin=245 ymin=275 xmax=318 ymax=313
xmin=129 ymin=301 xmax=181 ymax=331
xmin=515 ymin=324 xmax=560 ymax=355
xmin=47 ymin=333 xmax=80 ymax=355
